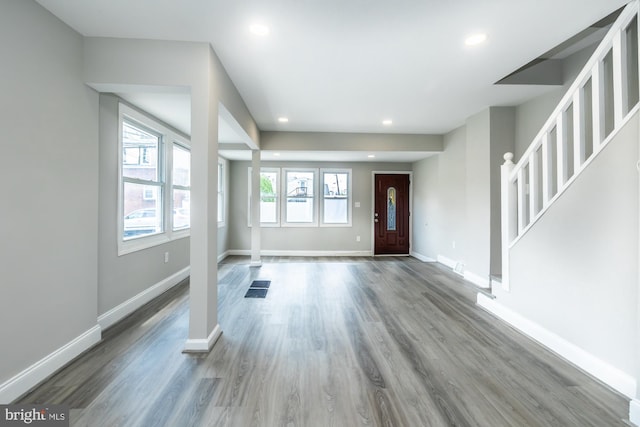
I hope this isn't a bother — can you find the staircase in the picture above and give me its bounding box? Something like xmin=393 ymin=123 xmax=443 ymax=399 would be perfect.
xmin=491 ymin=2 xmax=640 ymax=424
xmin=501 ymin=0 xmax=640 ymax=290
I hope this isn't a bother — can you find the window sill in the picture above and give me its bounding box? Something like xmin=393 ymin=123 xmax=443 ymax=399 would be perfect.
xmin=118 ymin=230 xmax=189 ymax=256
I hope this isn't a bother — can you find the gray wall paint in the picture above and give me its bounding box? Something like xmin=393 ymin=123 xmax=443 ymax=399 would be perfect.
xmin=411 ymin=126 xmax=467 ymax=263
xmin=98 ymin=94 xmax=190 ymax=315
xmin=228 ymin=161 xmax=412 ymax=252
xmin=464 ymin=109 xmax=491 ymax=279
xmin=515 ymin=44 xmax=598 ymax=160
xmin=489 ymin=107 xmax=516 ymax=275
xmin=261 ymin=131 xmax=443 ymax=153
xmin=0 ymin=0 xmax=99 ymax=383
xmin=496 ymin=112 xmax=639 ymax=377
xmin=412 ymin=107 xmax=514 ymax=279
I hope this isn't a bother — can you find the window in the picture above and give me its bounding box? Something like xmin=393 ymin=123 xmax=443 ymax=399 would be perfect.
xmin=247 ymin=167 xmax=280 ymax=226
xmin=283 ymin=169 xmax=317 ymax=226
xmin=259 ymin=168 xmax=279 ymax=224
xmin=321 ymin=169 xmax=351 ymax=226
xmin=172 ymin=144 xmax=191 ymax=231
xmin=218 ymin=159 xmax=224 ymax=225
xmin=248 ymin=167 xmax=352 ymax=228
xmin=121 ymin=120 xmax=163 ymax=240
xmin=119 ymin=103 xmax=190 ymax=255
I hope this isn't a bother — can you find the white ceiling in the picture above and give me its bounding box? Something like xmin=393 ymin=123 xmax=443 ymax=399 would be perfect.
xmin=37 ymin=0 xmax=628 ymax=155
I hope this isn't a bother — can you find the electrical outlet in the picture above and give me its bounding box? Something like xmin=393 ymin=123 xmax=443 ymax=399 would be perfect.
xmin=452 ymin=241 xmax=456 ymax=249
xmin=356 ymin=235 xmax=361 ymax=242
xmin=164 ymin=252 xmax=169 ymax=263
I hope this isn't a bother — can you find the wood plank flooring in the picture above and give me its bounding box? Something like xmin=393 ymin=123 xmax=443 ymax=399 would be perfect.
xmin=18 ymin=256 xmax=630 ymax=426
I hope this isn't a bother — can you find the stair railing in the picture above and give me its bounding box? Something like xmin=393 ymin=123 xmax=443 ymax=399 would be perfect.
xmin=501 ymin=1 xmax=640 ymax=290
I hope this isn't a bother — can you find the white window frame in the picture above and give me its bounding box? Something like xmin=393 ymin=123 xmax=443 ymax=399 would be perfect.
xmin=248 ymin=167 xmax=281 ymax=227
xmin=320 ymin=168 xmax=352 ymax=227
xmin=218 ymin=158 xmax=225 ymax=227
xmin=282 ymin=168 xmax=318 ymax=227
xmin=171 ymin=142 xmax=191 ymax=234
xmin=118 ymin=103 xmax=190 ymax=256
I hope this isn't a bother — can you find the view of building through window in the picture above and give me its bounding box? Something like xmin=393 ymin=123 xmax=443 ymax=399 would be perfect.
xmin=323 ymin=172 xmax=348 ymax=224
xmin=173 ymin=145 xmax=191 ymax=230
xmin=260 ymin=170 xmax=278 ymax=223
xmin=122 ymin=121 xmax=163 ymax=239
xmin=285 ymin=170 xmax=315 ymax=223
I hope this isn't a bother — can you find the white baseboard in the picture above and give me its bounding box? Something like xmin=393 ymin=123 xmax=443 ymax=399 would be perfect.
xmin=98 ymin=267 xmax=190 ymax=331
xmin=228 ymin=249 xmax=372 ymax=257
xmin=477 ymin=294 xmax=637 ymax=399
xmin=410 ymin=251 xmax=436 ymax=262
xmin=183 ymin=324 xmax=222 ymax=353
xmin=0 ymin=325 xmax=101 ymax=404
xmin=630 ymin=398 xmax=640 ymax=426
xmin=436 ymin=254 xmax=457 ymax=269
xmin=464 ymin=270 xmax=490 ymax=289
xmin=437 ymin=255 xmax=489 ymax=288
xmin=217 ymin=250 xmax=230 ymax=263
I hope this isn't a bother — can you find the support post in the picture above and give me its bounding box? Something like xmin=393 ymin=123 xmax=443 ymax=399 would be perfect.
xmin=501 ymin=152 xmax=515 ymax=292
xmin=250 ymin=149 xmax=262 ymax=267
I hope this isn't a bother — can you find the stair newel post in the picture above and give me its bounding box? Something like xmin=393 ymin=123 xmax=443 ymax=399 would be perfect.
xmin=501 ymin=152 xmax=515 ymax=292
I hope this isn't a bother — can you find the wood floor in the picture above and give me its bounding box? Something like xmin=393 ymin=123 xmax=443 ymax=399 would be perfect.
xmin=19 ymin=256 xmax=630 ymax=426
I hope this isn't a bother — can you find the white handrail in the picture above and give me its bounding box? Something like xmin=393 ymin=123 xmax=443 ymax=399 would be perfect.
xmin=501 ymin=1 xmax=640 ymax=290
xmin=508 ymin=1 xmax=639 ymax=183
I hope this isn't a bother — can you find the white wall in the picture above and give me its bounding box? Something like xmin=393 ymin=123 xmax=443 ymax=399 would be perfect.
xmin=465 ymin=109 xmax=491 ymax=281
xmin=228 ymin=160 xmax=412 ymax=253
xmin=217 ymin=156 xmax=231 ymax=259
xmin=0 ymin=0 xmax=99 ymax=399
xmin=98 ymin=94 xmax=190 ymax=316
xmin=495 ymin=111 xmax=639 ymax=392
xmin=411 ymin=126 xmax=467 ymax=264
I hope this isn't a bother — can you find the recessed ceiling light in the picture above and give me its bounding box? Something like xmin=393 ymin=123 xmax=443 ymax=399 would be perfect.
xmin=278 ymin=117 xmax=289 ymax=123
xmin=465 ymin=33 xmax=487 ymax=46
xmin=382 ymin=119 xmax=393 ymax=126
xmin=368 ymin=154 xmax=376 ymax=158
xmin=249 ymin=24 xmax=270 ymax=37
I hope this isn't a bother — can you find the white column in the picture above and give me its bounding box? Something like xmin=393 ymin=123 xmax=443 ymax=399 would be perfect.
xmin=250 ymin=149 xmax=262 ymax=267
xmin=184 ymin=82 xmax=222 ymax=353
xmin=501 ymin=152 xmax=515 ymax=291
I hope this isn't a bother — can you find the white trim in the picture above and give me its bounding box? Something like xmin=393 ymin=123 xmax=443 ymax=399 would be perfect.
xmin=437 ymin=254 xmax=457 ymax=270
xmin=630 ymin=398 xmax=640 ymax=426
xmin=117 ymin=102 xmax=192 ymax=257
xmin=320 ymin=168 xmax=353 ymax=227
xmin=0 ymin=325 xmax=101 ymax=404
xmin=98 ymin=267 xmax=190 ymax=330
xmin=183 ymin=324 xmax=223 ymax=353
xmin=477 ymin=294 xmax=637 ymax=398
xmin=464 ymin=270 xmax=490 ymax=289
xmin=217 ymin=250 xmax=230 ymax=263
xmin=282 ymin=168 xmax=319 ymax=227
xmin=410 ymin=251 xmax=436 ymax=262
xmin=228 ymin=249 xmax=372 ymax=257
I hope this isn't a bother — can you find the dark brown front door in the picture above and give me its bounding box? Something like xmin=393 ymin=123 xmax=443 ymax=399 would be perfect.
xmin=374 ymin=174 xmax=410 ymax=255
